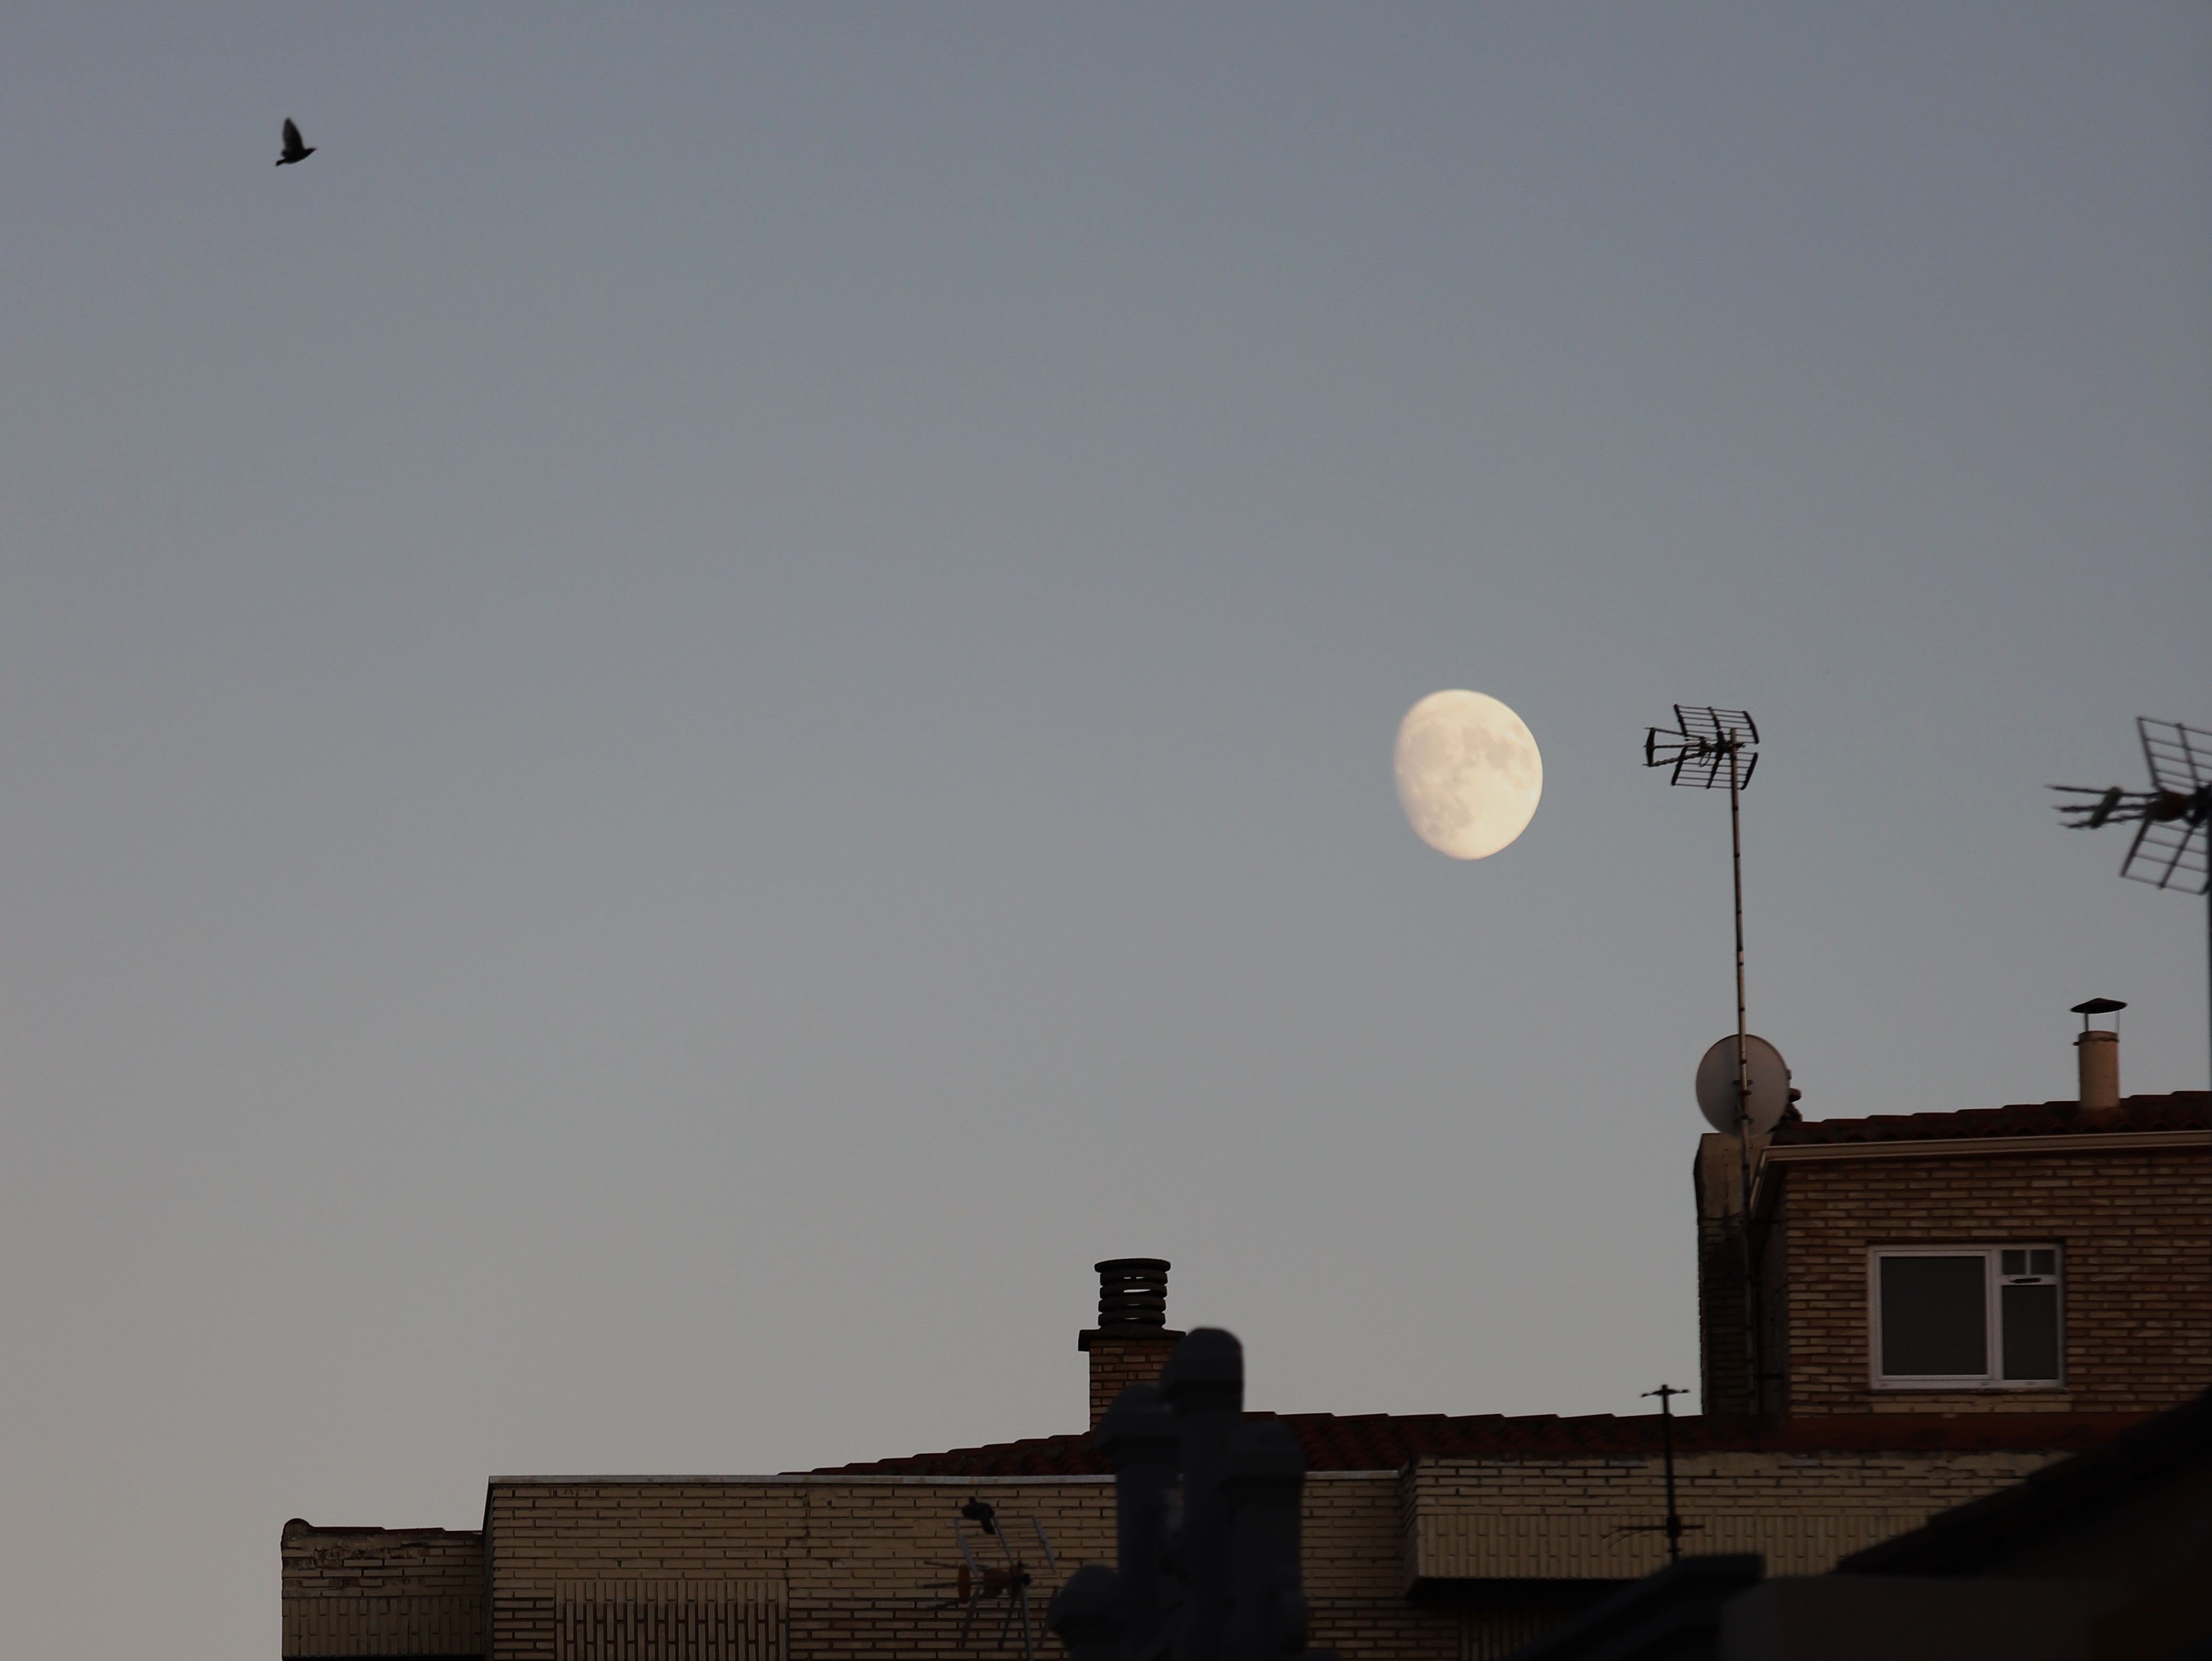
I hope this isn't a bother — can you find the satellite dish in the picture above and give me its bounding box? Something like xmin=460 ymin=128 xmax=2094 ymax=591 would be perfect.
xmin=1695 ymin=1034 xmax=1791 ymax=1137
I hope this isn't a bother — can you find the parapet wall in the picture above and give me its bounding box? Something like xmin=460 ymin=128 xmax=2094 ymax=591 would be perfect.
xmin=1401 ymin=1447 xmax=2066 ymax=1584
xmin=281 ymin=1521 xmax=487 ymax=1658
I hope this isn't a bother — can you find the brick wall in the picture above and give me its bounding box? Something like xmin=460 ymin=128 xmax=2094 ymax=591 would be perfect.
xmin=1301 ymin=1473 xmax=1459 ymax=1661
xmin=1773 ymin=1145 xmax=2210 ymax=1414
xmin=296 ymin=1436 xmax=2122 ymax=1661
xmin=463 ymin=1445 xmax=2089 ymax=1661
xmin=473 ymin=1473 xmax=1470 ymax=1661
xmin=483 ymin=1477 xmax=1112 ymax=1661
xmin=1695 ymin=1140 xmax=1749 ymax=1414
xmin=282 ymin=1521 xmax=488 ymax=1658
xmin=1079 ymin=1330 xmax=1182 ymax=1428
xmin=1695 ymin=1135 xmax=1780 ymax=1416
xmin=1401 ymin=1448 xmax=2065 ymax=1582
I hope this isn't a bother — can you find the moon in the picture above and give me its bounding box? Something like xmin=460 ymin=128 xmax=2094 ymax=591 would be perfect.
xmin=1394 ymin=690 xmax=1543 ymax=860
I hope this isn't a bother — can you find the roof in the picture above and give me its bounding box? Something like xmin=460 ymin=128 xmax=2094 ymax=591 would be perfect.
xmin=281 ymin=1519 xmax=480 ymax=1540
xmin=1835 ymin=1386 xmax=2212 ymax=1578
xmin=806 ymin=1410 xmax=2145 ymax=1477
xmin=1772 ymin=1090 xmax=2207 ymax=1147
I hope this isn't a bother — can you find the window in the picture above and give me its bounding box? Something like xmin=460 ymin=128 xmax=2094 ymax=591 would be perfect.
xmin=1871 ymin=1246 xmax=2062 ymax=1388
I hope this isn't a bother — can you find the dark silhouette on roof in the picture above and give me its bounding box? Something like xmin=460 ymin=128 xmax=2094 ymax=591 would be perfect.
xmin=277 ymin=119 xmax=315 ymax=167
xmin=1836 ymin=1385 xmax=2212 ymax=1579
xmin=1495 ymin=1554 xmax=1762 ymax=1661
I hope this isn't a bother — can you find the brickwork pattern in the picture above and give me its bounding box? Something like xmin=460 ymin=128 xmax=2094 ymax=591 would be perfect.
xmin=1301 ymin=1473 xmax=1458 ymax=1661
xmin=282 ymin=1522 xmax=488 ymax=1658
xmin=459 ymin=1445 xmax=2082 ymax=1661
xmin=1449 ymin=1589 xmax=1621 ymax=1661
xmin=1402 ymin=1449 xmax=2063 ymax=1581
xmin=1694 ymin=1136 xmax=1782 ymax=1417
xmin=471 ymin=1473 xmax=1472 ymax=1661
xmin=1697 ymin=1218 xmax=1748 ymax=1414
xmin=484 ymin=1478 xmax=1111 ymax=1661
xmin=557 ymin=1582 xmax=783 ymax=1660
xmin=1082 ymin=1332 xmax=1182 ymax=1428
xmin=294 ymin=1437 xmax=2120 ymax=1661
xmin=1778 ymin=1147 xmax=2210 ymax=1414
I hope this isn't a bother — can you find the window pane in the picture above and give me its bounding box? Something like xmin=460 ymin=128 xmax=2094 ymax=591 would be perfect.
xmin=1881 ymin=1256 xmax=1988 ymax=1376
xmin=2001 ymin=1282 xmax=2061 ymax=1381
xmin=2029 ymin=1249 xmax=2056 ymax=1277
xmin=2001 ymin=1249 xmax=2025 ymax=1276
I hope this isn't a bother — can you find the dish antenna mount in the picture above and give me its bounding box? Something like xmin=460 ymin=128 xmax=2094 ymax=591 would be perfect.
xmin=1695 ymin=1034 xmax=1794 ymax=1138
xmin=2051 ymin=718 xmax=2212 ymax=1088
xmin=1644 ymin=705 xmax=1774 ymax=1415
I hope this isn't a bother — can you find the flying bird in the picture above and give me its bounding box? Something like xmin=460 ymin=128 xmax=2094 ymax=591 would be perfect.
xmin=276 ymin=119 xmax=316 ymax=167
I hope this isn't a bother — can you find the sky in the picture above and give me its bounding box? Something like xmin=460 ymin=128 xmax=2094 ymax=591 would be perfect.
xmin=1 ymin=5 xmax=2207 ymax=1656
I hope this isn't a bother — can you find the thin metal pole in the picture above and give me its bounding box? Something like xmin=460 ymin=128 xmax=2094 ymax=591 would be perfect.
xmin=1729 ymin=732 xmax=1763 ymax=1416
xmin=1652 ymin=1385 xmax=1685 ymax=1563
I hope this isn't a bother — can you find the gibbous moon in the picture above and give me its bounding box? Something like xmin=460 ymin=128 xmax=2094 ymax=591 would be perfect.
xmin=1394 ymin=690 xmax=1543 ymax=860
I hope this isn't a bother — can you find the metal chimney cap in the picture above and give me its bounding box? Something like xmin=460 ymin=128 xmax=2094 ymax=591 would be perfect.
xmin=2073 ymin=997 xmax=2127 ymax=1034
xmin=1094 ymin=1260 xmax=1171 ymax=1330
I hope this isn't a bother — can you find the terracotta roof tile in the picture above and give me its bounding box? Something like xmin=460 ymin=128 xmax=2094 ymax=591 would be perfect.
xmin=1773 ymin=1090 xmax=2207 ymax=1146
xmin=803 ymin=1411 xmax=2143 ymax=1476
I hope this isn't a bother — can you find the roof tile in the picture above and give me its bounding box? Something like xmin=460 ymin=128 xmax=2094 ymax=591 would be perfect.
xmin=804 ymin=1411 xmax=2143 ymax=1476
xmin=1773 ymin=1090 xmax=2207 ymax=1146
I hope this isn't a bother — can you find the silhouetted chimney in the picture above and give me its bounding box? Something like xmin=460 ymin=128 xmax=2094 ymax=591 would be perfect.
xmin=1079 ymin=1260 xmax=1183 ymax=1429
xmin=2073 ymin=997 xmax=2125 ymax=1113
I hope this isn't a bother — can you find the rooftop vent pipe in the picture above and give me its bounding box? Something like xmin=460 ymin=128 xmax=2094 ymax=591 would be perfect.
xmin=2073 ymin=997 xmax=2125 ymax=1111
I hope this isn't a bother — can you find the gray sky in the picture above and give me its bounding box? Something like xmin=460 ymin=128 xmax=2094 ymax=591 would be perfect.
xmin=2 ymin=6 xmax=2207 ymax=1655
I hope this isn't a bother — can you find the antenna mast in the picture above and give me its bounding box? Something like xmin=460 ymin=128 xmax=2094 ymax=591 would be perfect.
xmin=1644 ymin=1385 xmax=1691 ymax=1563
xmin=1617 ymin=1384 xmax=1702 ymax=1565
xmin=2051 ymin=718 xmax=2212 ymax=1089
xmin=1646 ymin=706 xmax=1768 ymax=1415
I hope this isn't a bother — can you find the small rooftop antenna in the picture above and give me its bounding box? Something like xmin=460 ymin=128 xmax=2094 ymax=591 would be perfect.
xmin=1617 ymin=1385 xmax=1700 ymax=1564
xmin=1644 ymin=706 xmax=1773 ymax=1415
xmin=929 ymin=1500 xmax=1059 ymax=1660
xmin=2051 ymin=719 xmax=2212 ymax=1088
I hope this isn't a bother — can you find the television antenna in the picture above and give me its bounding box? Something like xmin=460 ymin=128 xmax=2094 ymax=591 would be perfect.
xmin=1644 ymin=706 xmax=1773 ymax=1415
xmin=2050 ymin=718 xmax=2212 ymax=1087
xmin=1615 ymin=1385 xmax=1701 ymax=1564
xmin=928 ymin=1499 xmax=1059 ymax=1660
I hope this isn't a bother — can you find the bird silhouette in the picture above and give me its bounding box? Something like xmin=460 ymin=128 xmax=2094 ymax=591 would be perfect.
xmin=276 ymin=119 xmax=315 ymax=167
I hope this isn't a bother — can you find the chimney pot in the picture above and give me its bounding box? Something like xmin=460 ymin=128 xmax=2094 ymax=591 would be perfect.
xmin=2076 ymin=1029 xmax=2120 ymax=1111
xmin=2071 ymin=997 xmax=2125 ymax=1112
xmin=1080 ymin=1260 xmax=1183 ymax=1429
xmin=1094 ymin=1258 xmax=1170 ymax=1329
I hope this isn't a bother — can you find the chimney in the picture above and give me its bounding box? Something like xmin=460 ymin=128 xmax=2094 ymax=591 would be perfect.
xmin=1079 ymin=1259 xmax=1183 ymax=1429
xmin=2072 ymin=997 xmax=2125 ymax=1112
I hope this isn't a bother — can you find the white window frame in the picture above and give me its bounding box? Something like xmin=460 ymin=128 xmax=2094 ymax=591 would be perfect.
xmin=1867 ymin=1245 xmax=2065 ymax=1391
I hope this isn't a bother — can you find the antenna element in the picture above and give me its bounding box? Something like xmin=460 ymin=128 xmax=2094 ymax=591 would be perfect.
xmin=2051 ymin=718 xmax=2212 ymax=1089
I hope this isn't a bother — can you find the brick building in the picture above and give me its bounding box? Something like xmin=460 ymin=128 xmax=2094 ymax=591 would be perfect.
xmin=284 ymin=1029 xmax=2208 ymax=1661
xmin=1696 ymin=1028 xmax=2209 ymax=1418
